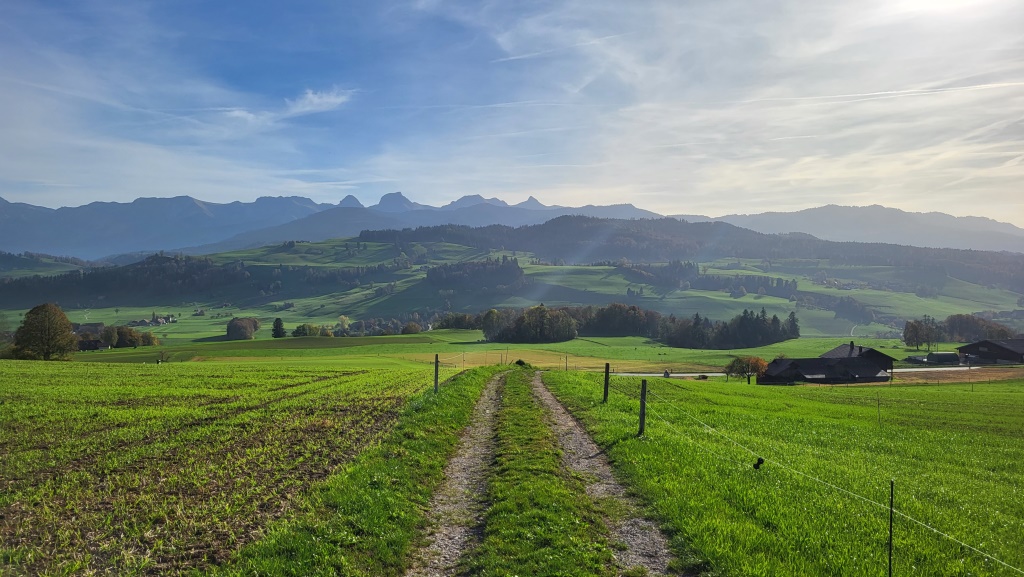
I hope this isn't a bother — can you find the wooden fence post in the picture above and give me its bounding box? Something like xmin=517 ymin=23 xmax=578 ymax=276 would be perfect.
xmin=434 ymin=354 xmax=439 ymax=394
xmin=638 ymin=379 xmax=647 ymax=437
xmin=603 ymin=363 xmax=610 ymax=403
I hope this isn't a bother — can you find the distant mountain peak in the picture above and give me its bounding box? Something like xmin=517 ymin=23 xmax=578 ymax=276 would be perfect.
xmin=442 ymin=195 xmax=510 ymax=210
xmin=339 ymin=194 xmax=364 ymax=208
xmin=515 ymin=196 xmax=550 ymax=210
xmin=372 ymin=191 xmax=429 ymax=213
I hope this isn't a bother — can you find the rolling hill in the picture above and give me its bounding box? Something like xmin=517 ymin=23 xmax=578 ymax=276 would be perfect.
xmin=2 ymin=217 xmax=1022 ymax=339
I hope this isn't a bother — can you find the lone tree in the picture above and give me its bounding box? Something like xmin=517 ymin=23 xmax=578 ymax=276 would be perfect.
xmin=272 ymin=318 xmax=287 ymax=338
xmin=226 ymin=317 xmax=261 ymax=340
xmin=724 ymin=356 xmax=769 ymax=384
xmin=13 ymin=303 xmax=77 ymax=360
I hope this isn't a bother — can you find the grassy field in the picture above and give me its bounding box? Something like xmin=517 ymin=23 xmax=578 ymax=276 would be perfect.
xmin=4 ymin=337 xmax=1024 ymax=575
xmin=66 ymin=328 xmax=956 ymax=375
xmin=543 ymin=372 xmax=1024 ymax=576
xmin=215 ymin=366 xmax=503 ymax=577
xmin=0 ymin=360 xmax=459 ymax=575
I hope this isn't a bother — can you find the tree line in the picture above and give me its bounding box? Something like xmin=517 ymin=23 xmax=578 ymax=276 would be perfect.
xmin=0 ymin=254 xmax=409 ymax=308
xmin=425 ymin=257 xmax=526 ymax=294
xmin=437 ymin=303 xmax=800 ymax=348
xmin=903 ymin=314 xmax=1015 ymax=350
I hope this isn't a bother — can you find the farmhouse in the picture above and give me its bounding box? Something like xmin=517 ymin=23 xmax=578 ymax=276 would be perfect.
xmin=760 ymin=341 xmax=894 ymax=385
xmin=760 ymin=357 xmax=890 ymax=385
xmin=819 ymin=341 xmax=895 ymax=373
xmin=957 ymin=339 xmax=1024 ymax=364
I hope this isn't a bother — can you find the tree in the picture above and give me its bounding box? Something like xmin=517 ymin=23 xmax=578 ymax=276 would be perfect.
xmin=0 ymin=311 xmax=11 ymax=343
xmin=292 ymin=323 xmax=319 ymax=337
xmin=100 ymin=325 xmax=119 ymax=347
xmin=226 ymin=317 xmax=260 ymax=340
xmin=903 ymin=320 xmax=922 ymax=350
xmin=724 ymin=356 xmax=769 ymax=384
xmin=401 ymin=322 xmax=422 ymax=334
xmin=13 ymin=303 xmax=77 ymax=360
xmin=272 ymin=318 xmax=287 ymax=338
xmin=481 ymin=309 xmax=503 ymax=341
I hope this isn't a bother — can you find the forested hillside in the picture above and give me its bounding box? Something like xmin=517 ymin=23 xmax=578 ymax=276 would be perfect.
xmin=360 ymin=217 xmax=1024 ymax=292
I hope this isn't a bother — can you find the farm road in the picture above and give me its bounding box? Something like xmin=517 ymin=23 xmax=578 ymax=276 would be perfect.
xmin=405 ymin=372 xmax=505 ymax=577
xmin=406 ymin=370 xmax=678 ymax=576
xmin=532 ymin=371 xmax=677 ymax=576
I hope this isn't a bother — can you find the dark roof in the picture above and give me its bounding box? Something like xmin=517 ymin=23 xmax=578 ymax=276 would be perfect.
xmin=820 ymin=341 xmax=896 ymax=360
xmin=764 ymin=357 xmax=889 ymax=382
xmin=976 ymin=339 xmax=1024 ymax=355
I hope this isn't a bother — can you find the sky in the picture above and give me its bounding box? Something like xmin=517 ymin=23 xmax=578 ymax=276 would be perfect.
xmin=1 ymin=0 xmax=1023 ymax=224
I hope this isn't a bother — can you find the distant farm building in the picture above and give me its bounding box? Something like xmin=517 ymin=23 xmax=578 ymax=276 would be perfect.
xmin=760 ymin=341 xmax=894 ymax=385
xmin=957 ymin=339 xmax=1024 ymax=364
xmin=819 ymin=341 xmax=895 ymax=373
xmin=925 ymin=351 xmax=961 ymax=365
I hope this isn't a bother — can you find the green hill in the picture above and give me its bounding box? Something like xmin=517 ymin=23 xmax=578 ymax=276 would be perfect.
xmin=2 ymin=219 xmax=1023 ymax=340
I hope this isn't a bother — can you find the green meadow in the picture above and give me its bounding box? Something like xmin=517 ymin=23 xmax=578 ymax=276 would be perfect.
xmin=544 ymin=372 xmax=1024 ymax=576
xmin=3 ymin=351 xmax=1023 ymax=575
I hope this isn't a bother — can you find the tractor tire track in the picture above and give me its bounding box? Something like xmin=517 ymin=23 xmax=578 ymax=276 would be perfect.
xmin=405 ymin=373 xmax=505 ymax=577
xmin=531 ymin=371 xmax=676 ymax=576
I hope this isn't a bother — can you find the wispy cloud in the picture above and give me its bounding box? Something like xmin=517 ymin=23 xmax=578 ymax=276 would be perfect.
xmin=283 ymin=87 xmax=355 ymax=117
xmin=1 ymin=0 xmax=1023 ymax=227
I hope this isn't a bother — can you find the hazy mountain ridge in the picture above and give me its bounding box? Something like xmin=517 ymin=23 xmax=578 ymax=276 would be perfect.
xmin=675 ymin=205 xmax=1024 ymax=253
xmin=4 ymin=193 xmax=1024 ymax=259
xmin=0 ymin=195 xmax=334 ymax=260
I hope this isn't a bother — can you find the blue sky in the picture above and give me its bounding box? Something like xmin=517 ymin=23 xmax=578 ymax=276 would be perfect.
xmin=1 ymin=0 xmax=1023 ymax=225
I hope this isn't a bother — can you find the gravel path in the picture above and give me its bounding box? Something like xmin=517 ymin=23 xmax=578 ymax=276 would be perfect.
xmin=405 ymin=373 xmax=505 ymax=577
xmin=531 ymin=371 xmax=676 ymax=576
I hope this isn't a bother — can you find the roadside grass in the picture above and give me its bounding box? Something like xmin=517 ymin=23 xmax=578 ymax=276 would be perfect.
xmin=213 ymin=366 xmax=504 ymax=577
xmin=0 ymin=361 xmax=458 ymax=575
xmin=542 ymin=372 xmax=1024 ymax=576
xmin=464 ymin=368 xmax=616 ymax=576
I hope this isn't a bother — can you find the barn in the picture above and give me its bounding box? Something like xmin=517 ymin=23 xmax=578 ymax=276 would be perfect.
xmin=956 ymin=339 xmax=1024 ymax=364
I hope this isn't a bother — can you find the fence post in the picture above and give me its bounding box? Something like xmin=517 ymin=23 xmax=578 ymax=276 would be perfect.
xmin=889 ymin=479 xmax=895 ymax=577
xmin=638 ymin=379 xmax=647 ymax=437
xmin=603 ymin=363 xmax=610 ymax=403
xmin=434 ymin=354 xmax=439 ymax=394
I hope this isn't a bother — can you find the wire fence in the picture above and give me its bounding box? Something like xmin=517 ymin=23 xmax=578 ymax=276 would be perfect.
xmin=599 ymin=373 xmax=1024 ymax=575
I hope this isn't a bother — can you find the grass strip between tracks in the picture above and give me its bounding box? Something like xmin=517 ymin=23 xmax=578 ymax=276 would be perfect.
xmin=214 ymin=365 xmax=504 ymax=577
xmin=464 ymin=368 xmax=616 ymax=576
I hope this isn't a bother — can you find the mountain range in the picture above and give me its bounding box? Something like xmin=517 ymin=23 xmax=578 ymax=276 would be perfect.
xmin=2 ymin=193 xmax=1023 ymax=260
xmin=675 ymin=205 xmax=1024 ymax=254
